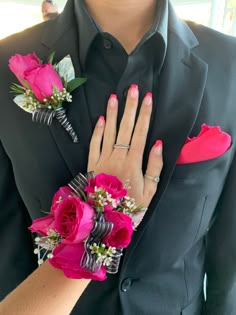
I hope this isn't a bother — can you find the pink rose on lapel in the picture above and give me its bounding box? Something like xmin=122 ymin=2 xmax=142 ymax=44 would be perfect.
xmin=24 ymin=64 xmax=64 ymax=102
xmin=103 ymin=211 xmax=133 ymax=248
xmin=9 ymin=54 xmax=63 ymax=102
xmin=176 ymin=124 xmax=231 ymax=164
xmin=49 ymin=243 xmax=107 ymax=281
xmin=9 ymin=53 xmax=40 ymax=83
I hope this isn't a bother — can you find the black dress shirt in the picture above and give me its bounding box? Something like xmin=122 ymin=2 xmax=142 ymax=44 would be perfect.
xmin=74 ymin=0 xmax=168 ymax=130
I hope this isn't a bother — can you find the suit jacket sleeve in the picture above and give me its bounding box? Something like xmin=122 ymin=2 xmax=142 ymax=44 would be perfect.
xmin=0 ymin=139 xmax=37 ymax=300
xmin=204 ymin=152 xmax=236 ymax=314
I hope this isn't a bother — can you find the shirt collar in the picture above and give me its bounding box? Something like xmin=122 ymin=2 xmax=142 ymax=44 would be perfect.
xmin=74 ymin=0 xmax=168 ymax=68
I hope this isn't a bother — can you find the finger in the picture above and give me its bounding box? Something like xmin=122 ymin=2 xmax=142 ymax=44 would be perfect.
xmin=87 ymin=116 xmax=105 ymax=171
xmin=143 ymin=140 xmax=163 ymax=200
xmin=129 ymin=92 xmax=153 ymax=162
xmin=101 ymin=94 xmax=118 ymax=156
xmin=115 ymin=84 xmax=139 ymax=150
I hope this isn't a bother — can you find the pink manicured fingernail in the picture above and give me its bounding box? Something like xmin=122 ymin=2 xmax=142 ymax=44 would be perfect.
xmin=109 ymin=94 xmax=117 ymax=100
xmin=145 ymin=92 xmax=153 ymax=106
xmin=97 ymin=115 xmax=105 ymax=127
xmin=154 ymin=140 xmax=163 ymax=155
xmin=109 ymin=94 xmax=118 ymax=108
xmin=129 ymin=84 xmax=139 ymax=98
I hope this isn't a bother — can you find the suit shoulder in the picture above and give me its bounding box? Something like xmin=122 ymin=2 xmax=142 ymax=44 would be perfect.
xmin=1 ymin=23 xmax=43 ymax=49
xmin=0 ymin=19 xmax=56 ymax=59
xmin=186 ymin=20 xmax=236 ymax=59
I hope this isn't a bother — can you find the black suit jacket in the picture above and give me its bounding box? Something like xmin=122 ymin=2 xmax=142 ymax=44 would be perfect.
xmin=1 ymin=1 xmax=236 ymax=314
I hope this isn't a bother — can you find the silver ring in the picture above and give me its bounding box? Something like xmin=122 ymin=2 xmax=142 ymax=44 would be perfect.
xmin=144 ymin=174 xmax=160 ymax=183
xmin=113 ymin=144 xmax=130 ymax=149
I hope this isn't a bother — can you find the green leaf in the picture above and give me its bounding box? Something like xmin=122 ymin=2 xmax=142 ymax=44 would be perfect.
xmin=11 ymin=82 xmax=24 ymax=90
xmin=67 ymin=77 xmax=87 ymax=93
xmin=55 ymin=102 xmax=63 ymax=109
xmin=40 ymin=208 xmax=51 ymax=215
xmin=48 ymin=51 xmax=55 ymax=64
xmin=53 ymin=85 xmax=59 ymax=95
xmin=10 ymin=83 xmax=25 ymax=94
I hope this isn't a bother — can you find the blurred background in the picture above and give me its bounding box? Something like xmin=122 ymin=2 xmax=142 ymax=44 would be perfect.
xmin=0 ymin=0 xmax=236 ymax=40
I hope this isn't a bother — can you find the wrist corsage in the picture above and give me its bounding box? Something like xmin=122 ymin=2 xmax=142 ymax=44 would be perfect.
xmin=30 ymin=173 xmax=146 ymax=281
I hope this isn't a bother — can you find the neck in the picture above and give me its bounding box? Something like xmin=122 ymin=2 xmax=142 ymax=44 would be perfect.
xmin=84 ymin=0 xmax=157 ymax=53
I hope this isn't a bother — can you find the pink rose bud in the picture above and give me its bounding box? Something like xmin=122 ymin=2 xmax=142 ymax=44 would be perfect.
xmin=9 ymin=53 xmax=41 ymax=83
xmin=103 ymin=211 xmax=133 ymax=248
xmin=24 ymin=63 xmax=64 ymax=102
xmin=29 ymin=214 xmax=55 ymax=236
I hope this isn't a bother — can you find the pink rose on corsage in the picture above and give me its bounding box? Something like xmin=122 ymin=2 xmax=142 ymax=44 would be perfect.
xmin=24 ymin=64 xmax=64 ymax=102
xmin=51 ymin=186 xmax=73 ymax=212
xmin=85 ymin=173 xmax=128 ymax=209
xmin=103 ymin=211 xmax=133 ymax=248
xmin=29 ymin=187 xmax=95 ymax=244
xmin=9 ymin=53 xmax=40 ymax=83
xmin=49 ymin=243 xmax=107 ymax=281
xmin=54 ymin=197 xmax=95 ymax=244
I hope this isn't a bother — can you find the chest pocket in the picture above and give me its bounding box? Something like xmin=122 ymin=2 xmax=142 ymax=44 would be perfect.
xmin=171 ymin=145 xmax=233 ymax=184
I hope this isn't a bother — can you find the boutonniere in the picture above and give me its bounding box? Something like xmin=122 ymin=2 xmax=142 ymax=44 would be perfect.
xmin=9 ymin=52 xmax=87 ymax=143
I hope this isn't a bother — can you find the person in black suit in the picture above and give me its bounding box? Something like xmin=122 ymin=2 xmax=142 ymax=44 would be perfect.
xmin=0 ymin=0 xmax=236 ymax=314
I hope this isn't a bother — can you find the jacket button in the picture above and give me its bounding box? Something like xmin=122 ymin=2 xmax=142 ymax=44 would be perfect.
xmin=121 ymin=278 xmax=132 ymax=292
xmin=103 ymin=39 xmax=112 ymax=49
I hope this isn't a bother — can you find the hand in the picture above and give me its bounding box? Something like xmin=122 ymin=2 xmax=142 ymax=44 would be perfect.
xmin=87 ymin=84 xmax=163 ymax=208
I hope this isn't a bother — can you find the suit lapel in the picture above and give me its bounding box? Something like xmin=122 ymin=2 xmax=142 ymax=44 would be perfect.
xmin=121 ymin=5 xmax=208 ymax=271
xmin=40 ymin=1 xmax=93 ymax=177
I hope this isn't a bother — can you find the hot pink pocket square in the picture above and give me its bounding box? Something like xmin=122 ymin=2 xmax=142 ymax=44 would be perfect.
xmin=176 ymin=124 xmax=231 ymax=164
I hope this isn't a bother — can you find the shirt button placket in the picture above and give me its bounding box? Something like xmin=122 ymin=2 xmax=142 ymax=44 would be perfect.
xmin=123 ymin=87 xmax=129 ymax=98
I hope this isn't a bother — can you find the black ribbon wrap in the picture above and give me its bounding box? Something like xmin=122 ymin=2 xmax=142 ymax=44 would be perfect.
xmin=32 ymin=107 xmax=78 ymax=143
xmin=68 ymin=173 xmax=123 ymax=274
xmin=81 ymin=213 xmax=113 ymax=272
xmin=32 ymin=108 xmax=55 ymax=125
xmin=68 ymin=172 xmax=94 ymax=200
